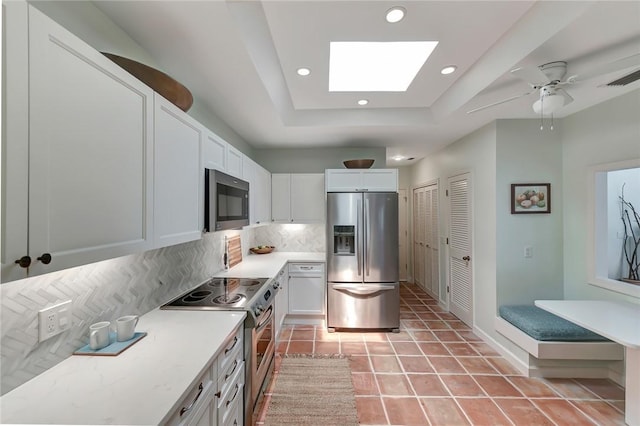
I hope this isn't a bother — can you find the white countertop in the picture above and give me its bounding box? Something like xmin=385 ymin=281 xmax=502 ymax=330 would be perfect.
xmin=0 ymin=251 xmax=325 ymax=425
xmin=217 ymin=251 xmax=325 ymax=278
xmin=0 ymin=309 xmax=246 ymax=425
xmin=535 ymin=299 xmax=640 ymax=348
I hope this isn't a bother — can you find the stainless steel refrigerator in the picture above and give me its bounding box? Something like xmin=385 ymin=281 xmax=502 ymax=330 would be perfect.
xmin=326 ymin=192 xmax=400 ymax=331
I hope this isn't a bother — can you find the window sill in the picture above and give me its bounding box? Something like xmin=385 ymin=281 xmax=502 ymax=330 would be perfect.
xmin=589 ymin=276 xmax=640 ymax=299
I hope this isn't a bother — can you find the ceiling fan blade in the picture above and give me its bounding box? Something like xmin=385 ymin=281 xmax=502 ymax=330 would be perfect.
xmin=566 ymin=53 xmax=640 ymax=84
xmin=466 ymin=90 xmax=536 ymax=114
xmin=511 ymin=65 xmax=550 ymax=86
xmin=557 ymin=88 xmax=574 ymax=105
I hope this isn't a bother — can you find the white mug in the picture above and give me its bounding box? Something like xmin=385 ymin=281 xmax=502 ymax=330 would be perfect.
xmin=89 ymin=321 xmax=111 ymax=350
xmin=116 ymin=315 xmax=139 ymax=342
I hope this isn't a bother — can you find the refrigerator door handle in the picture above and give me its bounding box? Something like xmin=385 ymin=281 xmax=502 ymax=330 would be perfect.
xmin=332 ymin=283 xmax=396 ymax=296
xmin=357 ymin=198 xmax=363 ymax=276
xmin=364 ymin=197 xmax=371 ymax=277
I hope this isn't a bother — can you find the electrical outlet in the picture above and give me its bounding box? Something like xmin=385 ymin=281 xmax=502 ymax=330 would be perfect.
xmin=524 ymin=246 xmax=533 ymax=258
xmin=38 ymin=300 xmax=72 ymax=342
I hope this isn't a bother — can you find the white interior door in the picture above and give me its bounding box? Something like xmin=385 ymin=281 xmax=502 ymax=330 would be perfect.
xmin=448 ymin=173 xmax=473 ymax=326
xmin=429 ymin=187 xmax=440 ymax=297
xmin=398 ymin=189 xmax=408 ymax=281
xmin=413 ymin=188 xmax=425 ymax=289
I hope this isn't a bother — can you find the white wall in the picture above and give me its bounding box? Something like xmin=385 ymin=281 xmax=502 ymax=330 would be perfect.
xmin=495 ymin=120 xmax=564 ymax=306
xmin=411 ymin=122 xmax=497 ymax=335
xmin=562 ymin=89 xmax=640 ymax=302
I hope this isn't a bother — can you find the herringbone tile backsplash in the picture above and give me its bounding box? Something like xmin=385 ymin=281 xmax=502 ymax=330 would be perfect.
xmin=1 ymin=223 xmax=325 ymax=395
xmin=0 ymin=229 xmax=251 ymax=394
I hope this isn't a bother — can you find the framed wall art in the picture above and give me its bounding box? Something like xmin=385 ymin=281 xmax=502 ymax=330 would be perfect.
xmin=511 ymin=183 xmax=550 ymax=214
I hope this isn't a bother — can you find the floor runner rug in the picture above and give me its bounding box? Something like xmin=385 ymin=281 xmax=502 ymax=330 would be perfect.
xmin=263 ymin=355 xmax=359 ymax=425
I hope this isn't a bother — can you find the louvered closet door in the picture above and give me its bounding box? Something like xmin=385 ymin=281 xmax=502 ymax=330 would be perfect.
xmin=429 ymin=187 xmax=440 ymax=297
xmin=413 ymin=189 xmax=425 ymax=289
xmin=448 ymin=173 xmax=473 ymax=326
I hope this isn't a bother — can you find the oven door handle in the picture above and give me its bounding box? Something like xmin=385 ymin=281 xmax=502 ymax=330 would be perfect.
xmin=255 ymin=305 xmax=274 ymax=331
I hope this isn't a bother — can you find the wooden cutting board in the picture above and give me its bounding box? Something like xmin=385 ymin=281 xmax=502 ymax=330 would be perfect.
xmin=227 ymin=236 xmax=242 ymax=269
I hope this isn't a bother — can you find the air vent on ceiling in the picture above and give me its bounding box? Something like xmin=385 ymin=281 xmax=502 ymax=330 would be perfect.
xmin=606 ymin=69 xmax=640 ymax=86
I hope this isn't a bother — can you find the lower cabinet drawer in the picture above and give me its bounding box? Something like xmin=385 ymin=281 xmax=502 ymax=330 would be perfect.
xmin=166 ymin=374 xmax=216 ymax=426
xmin=217 ymin=361 xmax=245 ymax=426
xmin=222 ymin=389 xmax=243 ymax=426
xmin=217 ymin=327 xmax=243 ymax=374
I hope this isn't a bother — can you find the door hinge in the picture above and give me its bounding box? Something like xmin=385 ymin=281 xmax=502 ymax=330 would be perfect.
xmin=447 ymin=286 xmax=450 ymax=293
xmin=446 ymin=238 xmax=449 ymax=244
xmin=446 ymin=189 xmax=449 ymax=196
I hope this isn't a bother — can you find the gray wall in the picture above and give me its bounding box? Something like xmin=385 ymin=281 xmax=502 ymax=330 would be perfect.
xmin=495 ymin=120 xmax=564 ymax=306
xmin=562 ymin=89 xmax=640 ymax=301
xmin=253 ymin=147 xmax=386 ymax=172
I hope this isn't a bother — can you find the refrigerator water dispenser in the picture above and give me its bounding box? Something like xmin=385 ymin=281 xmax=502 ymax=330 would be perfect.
xmin=333 ymin=225 xmax=355 ymax=255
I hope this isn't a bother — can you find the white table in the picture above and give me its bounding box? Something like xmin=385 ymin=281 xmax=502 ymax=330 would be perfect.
xmin=535 ymin=300 xmax=640 ymax=426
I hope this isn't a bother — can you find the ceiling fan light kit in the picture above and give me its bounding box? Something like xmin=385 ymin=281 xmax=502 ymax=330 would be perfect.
xmin=532 ymin=87 xmax=565 ymax=115
xmin=466 ymin=54 xmax=640 ymax=126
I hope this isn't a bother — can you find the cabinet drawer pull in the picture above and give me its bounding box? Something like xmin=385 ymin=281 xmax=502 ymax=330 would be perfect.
xmin=37 ymin=253 xmax=52 ymax=264
xmin=225 ymin=359 xmax=239 ymax=381
xmin=14 ymin=256 xmax=31 ymax=268
xmin=179 ymin=382 xmax=203 ymax=417
xmin=224 ymin=336 xmax=238 ymax=355
xmin=226 ymin=383 xmax=240 ymax=407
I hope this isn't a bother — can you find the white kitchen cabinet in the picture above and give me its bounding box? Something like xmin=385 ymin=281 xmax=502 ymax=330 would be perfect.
xmin=325 ymin=169 xmax=398 ymax=192
xmin=254 ymin=165 xmax=272 ymax=225
xmin=167 ymin=363 xmax=217 ymax=426
xmin=271 ymin=173 xmax=324 ymax=223
xmin=288 ymin=263 xmax=325 ymax=315
xmin=242 ymin=155 xmax=271 ymax=225
xmin=271 ymin=174 xmax=292 ymax=222
xmin=226 ymin=145 xmax=243 ymax=178
xmin=202 ymin=130 xmax=243 ymax=181
xmin=203 ymin=131 xmax=227 ymax=172
xmin=216 ymin=327 xmax=244 ymax=426
xmin=274 ymin=264 xmax=289 ymax=338
xmin=2 ymin=3 xmax=154 ymax=281
xmin=154 ymin=94 xmax=203 ymax=248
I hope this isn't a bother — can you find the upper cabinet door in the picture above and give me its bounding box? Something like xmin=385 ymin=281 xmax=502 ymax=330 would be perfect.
xmin=226 ymin=145 xmax=243 ymax=178
xmin=271 ymin=174 xmax=291 ymax=222
xmin=325 ymin=169 xmax=398 ymax=192
xmin=361 ymin=169 xmax=398 ymax=192
xmin=154 ymin=94 xmax=202 ymax=247
xmin=255 ymin=165 xmax=272 ymax=224
xmin=203 ymin=131 xmax=226 ymax=172
xmin=325 ymin=170 xmax=362 ymax=192
xmin=291 ymin=174 xmax=325 ymax=222
xmin=25 ymin=6 xmax=155 ymax=277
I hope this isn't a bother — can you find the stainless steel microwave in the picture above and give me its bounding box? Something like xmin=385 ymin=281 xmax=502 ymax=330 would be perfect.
xmin=204 ymin=169 xmax=249 ymax=232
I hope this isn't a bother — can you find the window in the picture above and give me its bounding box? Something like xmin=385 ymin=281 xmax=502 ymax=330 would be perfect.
xmin=589 ymin=159 xmax=640 ymax=298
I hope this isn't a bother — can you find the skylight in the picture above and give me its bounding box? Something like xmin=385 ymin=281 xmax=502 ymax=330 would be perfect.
xmin=329 ymin=41 xmax=438 ymax=92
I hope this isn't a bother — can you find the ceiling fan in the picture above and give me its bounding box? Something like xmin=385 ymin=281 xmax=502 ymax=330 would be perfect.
xmin=467 ymin=53 xmax=640 ymax=116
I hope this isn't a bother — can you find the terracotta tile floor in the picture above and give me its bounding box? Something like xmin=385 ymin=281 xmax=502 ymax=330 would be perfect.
xmin=256 ymin=283 xmax=625 ymax=425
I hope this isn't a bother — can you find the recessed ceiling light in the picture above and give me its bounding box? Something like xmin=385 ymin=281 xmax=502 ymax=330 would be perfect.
xmin=329 ymin=41 xmax=439 ymax=92
xmin=392 ymin=155 xmax=404 ymax=161
xmin=358 ymin=99 xmax=369 ymax=106
xmin=297 ymin=67 xmax=311 ymax=76
xmin=386 ymin=6 xmax=406 ymax=23
xmin=440 ymin=65 xmax=457 ymax=75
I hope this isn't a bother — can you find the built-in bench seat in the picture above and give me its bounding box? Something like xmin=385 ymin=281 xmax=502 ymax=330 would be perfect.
xmin=495 ymin=305 xmax=623 ymax=360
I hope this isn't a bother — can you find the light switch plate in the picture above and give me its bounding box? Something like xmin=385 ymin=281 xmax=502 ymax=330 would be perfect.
xmin=38 ymin=300 xmax=72 ymax=342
